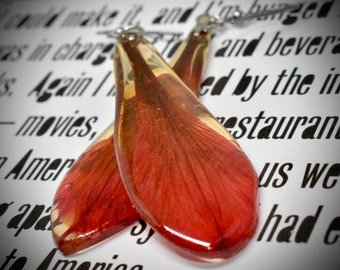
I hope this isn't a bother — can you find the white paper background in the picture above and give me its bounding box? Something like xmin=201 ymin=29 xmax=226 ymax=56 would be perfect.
xmin=0 ymin=0 xmax=339 ymax=269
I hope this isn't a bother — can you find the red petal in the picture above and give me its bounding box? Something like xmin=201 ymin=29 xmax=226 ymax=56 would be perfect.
xmin=114 ymin=36 xmax=258 ymax=261
xmin=51 ymin=132 xmax=139 ymax=255
xmin=51 ymin=31 xmax=210 ymax=255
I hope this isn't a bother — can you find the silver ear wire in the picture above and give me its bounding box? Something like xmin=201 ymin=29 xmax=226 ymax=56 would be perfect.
xmin=99 ymin=4 xmax=299 ymax=40
xmin=226 ymin=4 xmax=299 ymax=25
xmin=98 ymin=25 xmax=145 ymax=40
xmin=98 ymin=25 xmax=182 ymax=40
xmin=191 ymin=4 xmax=298 ymax=35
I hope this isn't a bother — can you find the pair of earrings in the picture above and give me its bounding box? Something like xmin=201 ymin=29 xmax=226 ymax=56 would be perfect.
xmin=51 ymin=6 xmax=296 ymax=262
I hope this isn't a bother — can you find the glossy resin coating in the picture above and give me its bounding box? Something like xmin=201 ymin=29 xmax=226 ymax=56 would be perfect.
xmin=114 ymin=35 xmax=258 ymax=261
xmin=50 ymin=31 xmax=210 ymax=255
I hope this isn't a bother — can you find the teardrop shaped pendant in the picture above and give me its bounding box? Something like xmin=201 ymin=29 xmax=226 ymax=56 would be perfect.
xmin=50 ymin=26 xmax=211 ymax=255
xmin=114 ymin=27 xmax=258 ymax=261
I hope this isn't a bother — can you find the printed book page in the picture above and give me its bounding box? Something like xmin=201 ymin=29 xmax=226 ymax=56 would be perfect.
xmin=0 ymin=0 xmax=339 ymax=269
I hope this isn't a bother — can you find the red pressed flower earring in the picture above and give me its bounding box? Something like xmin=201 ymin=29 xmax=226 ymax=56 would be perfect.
xmin=50 ymin=15 xmax=214 ymax=256
xmin=51 ymin=5 xmax=298 ymax=262
xmin=113 ymin=23 xmax=257 ymax=263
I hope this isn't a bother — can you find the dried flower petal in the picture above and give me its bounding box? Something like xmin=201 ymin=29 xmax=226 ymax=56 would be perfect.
xmin=114 ymin=35 xmax=258 ymax=261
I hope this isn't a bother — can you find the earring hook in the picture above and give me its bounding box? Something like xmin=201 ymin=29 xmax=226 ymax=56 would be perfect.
xmin=192 ymin=4 xmax=298 ymax=35
xmin=98 ymin=25 xmax=182 ymax=40
xmin=226 ymin=4 xmax=299 ymax=24
xmin=98 ymin=25 xmax=146 ymax=40
xmin=99 ymin=4 xmax=299 ymax=39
